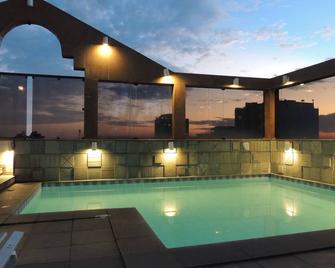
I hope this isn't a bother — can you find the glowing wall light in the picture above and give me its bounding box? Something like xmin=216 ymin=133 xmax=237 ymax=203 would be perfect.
xmin=87 ymin=142 xmax=102 ymax=168
xmin=282 ymin=75 xmax=294 ymax=86
xmin=164 ymin=142 xmax=177 ymax=161
xmin=1 ymin=150 xmax=14 ymax=174
xmin=99 ymin=36 xmax=112 ymax=56
xmin=165 ymin=142 xmax=177 ymax=154
xmin=284 ymin=141 xmax=295 ymax=165
xmin=18 ymin=85 xmax=25 ymax=92
xmin=161 ymin=68 xmax=173 ymax=84
xmin=229 ymin=77 xmax=242 ymax=88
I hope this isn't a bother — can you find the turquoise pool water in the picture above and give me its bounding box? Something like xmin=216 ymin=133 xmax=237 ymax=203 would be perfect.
xmin=20 ymin=177 xmax=335 ymax=248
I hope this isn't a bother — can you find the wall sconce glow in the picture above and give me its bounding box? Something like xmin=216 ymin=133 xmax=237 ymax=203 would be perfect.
xmin=87 ymin=142 xmax=102 ymax=168
xmin=282 ymin=75 xmax=294 ymax=86
xmin=18 ymin=85 xmax=25 ymax=91
xmin=284 ymin=141 xmax=295 ymax=165
xmin=163 ymin=68 xmax=170 ymax=77
xmin=161 ymin=68 xmax=173 ymax=84
xmin=164 ymin=142 xmax=177 ymax=161
xmin=229 ymin=77 xmax=242 ymax=88
xmin=99 ymin=36 xmax=112 ymax=56
xmin=1 ymin=150 xmax=14 ymax=173
xmin=27 ymin=0 xmax=34 ymax=7
xmin=165 ymin=142 xmax=177 ymax=154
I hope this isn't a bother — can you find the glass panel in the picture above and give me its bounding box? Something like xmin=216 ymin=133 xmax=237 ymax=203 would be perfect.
xmin=0 ymin=74 xmax=27 ymax=137
xmin=279 ymin=76 xmax=335 ymax=139
xmin=186 ymin=88 xmax=263 ymax=138
xmin=32 ymin=76 xmax=84 ymax=139
xmin=98 ymin=82 xmax=172 ymax=138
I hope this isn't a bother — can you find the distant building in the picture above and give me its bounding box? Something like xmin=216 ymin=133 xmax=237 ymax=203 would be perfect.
xmin=276 ymin=100 xmax=319 ymax=138
xmin=210 ymin=100 xmax=319 ymax=139
xmin=235 ymin=102 xmax=264 ymax=137
xmin=210 ymin=102 xmax=264 ymax=138
xmin=155 ymin=114 xmax=189 ymax=138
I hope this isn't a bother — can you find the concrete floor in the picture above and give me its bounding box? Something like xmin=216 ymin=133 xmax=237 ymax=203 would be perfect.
xmin=2 ymin=182 xmax=335 ymax=268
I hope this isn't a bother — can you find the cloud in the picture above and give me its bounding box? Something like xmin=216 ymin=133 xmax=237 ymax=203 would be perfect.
xmin=315 ymin=26 xmax=335 ymax=40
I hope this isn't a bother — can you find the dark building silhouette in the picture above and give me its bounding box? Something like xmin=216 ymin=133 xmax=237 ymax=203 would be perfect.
xmin=235 ymin=102 xmax=264 ymax=137
xmin=155 ymin=114 xmax=189 ymax=138
xmin=210 ymin=100 xmax=319 ymax=139
xmin=276 ymin=100 xmax=319 ymax=138
xmin=210 ymin=102 xmax=264 ymax=138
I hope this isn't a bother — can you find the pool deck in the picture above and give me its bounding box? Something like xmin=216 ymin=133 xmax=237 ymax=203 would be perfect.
xmin=2 ymin=182 xmax=335 ymax=267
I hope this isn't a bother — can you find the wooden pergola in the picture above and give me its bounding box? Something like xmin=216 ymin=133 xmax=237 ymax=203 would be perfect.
xmin=1 ymin=0 xmax=334 ymax=139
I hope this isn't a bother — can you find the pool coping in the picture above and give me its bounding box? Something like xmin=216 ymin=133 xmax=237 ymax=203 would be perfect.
xmin=3 ymin=173 xmax=335 ymax=267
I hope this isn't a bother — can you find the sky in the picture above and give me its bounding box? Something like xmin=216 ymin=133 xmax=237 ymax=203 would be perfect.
xmin=1 ymin=0 xmax=335 ymax=77
xmin=1 ymin=0 xmax=335 ymax=139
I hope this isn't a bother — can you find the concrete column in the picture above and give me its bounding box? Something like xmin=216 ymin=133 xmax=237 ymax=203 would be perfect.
xmin=172 ymin=78 xmax=186 ymax=139
xmin=84 ymin=77 xmax=98 ymax=138
xmin=264 ymin=89 xmax=277 ymax=139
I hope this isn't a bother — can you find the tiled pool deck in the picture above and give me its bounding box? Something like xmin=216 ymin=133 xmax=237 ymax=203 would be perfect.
xmin=2 ymin=177 xmax=335 ymax=267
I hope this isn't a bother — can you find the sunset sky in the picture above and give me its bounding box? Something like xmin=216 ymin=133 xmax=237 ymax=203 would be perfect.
xmin=0 ymin=0 xmax=335 ymax=138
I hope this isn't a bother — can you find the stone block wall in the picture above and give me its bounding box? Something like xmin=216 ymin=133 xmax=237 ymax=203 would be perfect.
xmin=14 ymin=139 xmax=272 ymax=181
xmin=271 ymin=140 xmax=335 ymax=184
xmin=14 ymin=139 xmax=335 ymax=183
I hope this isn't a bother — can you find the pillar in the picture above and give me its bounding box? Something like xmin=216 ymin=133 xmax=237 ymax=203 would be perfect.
xmin=84 ymin=76 xmax=98 ymax=138
xmin=172 ymin=78 xmax=186 ymax=139
xmin=264 ymin=89 xmax=277 ymax=139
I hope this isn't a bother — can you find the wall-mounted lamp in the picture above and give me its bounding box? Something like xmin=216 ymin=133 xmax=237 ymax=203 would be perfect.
xmin=164 ymin=142 xmax=177 ymax=161
xmin=165 ymin=142 xmax=176 ymax=154
xmin=102 ymin=36 xmax=109 ymax=46
xmin=229 ymin=77 xmax=241 ymax=88
xmin=0 ymin=150 xmax=14 ymax=175
xmin=282 ymin=75 xmax=294 ymax=86
xmin=27 ymin=0 xmax=34 ymax=7
xmin=18 ymin=85 xmax=25 ymax=92
xmin=87 ymin=142 xmax=102 ymax=168
xmin=161 ymin=68 xmax=173 ymax=84
xmin=99 ymin=36 xmax=112 ymax=56
xmin=284 ymin=141 xmax=294 ymax=165
xmin=163 ymin=68 xmax=171 ymax=77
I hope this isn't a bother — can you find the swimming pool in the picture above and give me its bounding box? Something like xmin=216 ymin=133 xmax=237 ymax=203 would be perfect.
xmin=20 ymin=176 xmax=335 ymax=248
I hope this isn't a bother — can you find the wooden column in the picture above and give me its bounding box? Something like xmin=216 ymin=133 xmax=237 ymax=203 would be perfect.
xmin=172 ymin=78 xmax=186 ymax=139
xmin=84 ymin=76 xmax=98 ymax=138
xmin=264 ymin=89 xmax=277 ymax=139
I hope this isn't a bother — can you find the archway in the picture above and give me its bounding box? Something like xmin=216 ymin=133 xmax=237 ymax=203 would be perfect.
xmin=0 ymin=24 xmax=84 ymax=139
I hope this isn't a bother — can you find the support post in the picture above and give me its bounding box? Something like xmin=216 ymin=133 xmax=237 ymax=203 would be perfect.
xmin=264 ymin=89 xmax=277 ymax=139
xmin=172 ymin=78 xmax=186 ymax=139
xmin=84 ymin=76 xmax=98 ymax=138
